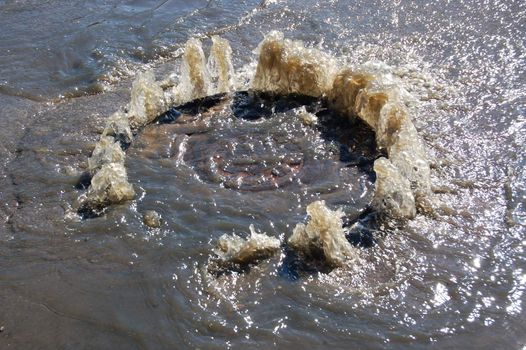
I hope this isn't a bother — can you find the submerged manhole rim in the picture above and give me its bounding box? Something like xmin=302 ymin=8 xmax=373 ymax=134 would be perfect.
xmin=78 ymin=32 xmax=431 ymax=222
xmin=145 ymin=90 xmax=377 ymax=193
xmin=77 ymin=32 xmax=434 ymax=269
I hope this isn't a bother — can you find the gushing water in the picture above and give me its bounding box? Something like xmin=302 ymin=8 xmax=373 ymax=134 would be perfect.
xmin=1 ymin=1 xmax=524 ymax=348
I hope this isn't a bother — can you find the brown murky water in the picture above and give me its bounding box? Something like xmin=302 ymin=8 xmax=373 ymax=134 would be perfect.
xmin=1 ymin=0 xmax=525 ymax=349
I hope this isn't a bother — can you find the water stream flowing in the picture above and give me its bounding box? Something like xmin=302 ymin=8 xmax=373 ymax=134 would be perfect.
xmin=0 ymin=1 xmax=525 ymax=349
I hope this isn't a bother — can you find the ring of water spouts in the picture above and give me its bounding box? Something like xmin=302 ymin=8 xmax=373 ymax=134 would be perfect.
xmin=77 ymin=32 xmax=434 ymax=268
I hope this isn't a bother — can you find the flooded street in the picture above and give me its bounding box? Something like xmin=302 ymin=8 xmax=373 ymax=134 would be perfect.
xmin=0 ymin=0 xmax=525 ymax=349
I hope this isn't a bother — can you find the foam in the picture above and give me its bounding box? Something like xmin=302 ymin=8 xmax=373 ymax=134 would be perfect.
xmin=387 ymin=120 xmax=431 ymax=200
xmin=288 ymin=201 xmax=359 ymax=267
xmin=176 ymin=38 xmax=211 ymax=103
xmin=143 ymin=210 xmax=162 ymax=228
xmin=84 ymin=162 xmax=135 ymax=208
xmin=328 ymin=69 xmax=374 ymax=121
xmin=208 ymin=35 xmax=235 ymax=94
xmin=128 ymin=71 xmax=166 ymax=129
xmin=328 ymin=69 xmax=431 ymax=215
xmin=346 ymin=74 xmax=431 ymax=199
xmin=213 ymin=224 xmax=280 ymax=265
xmin=88 ymin=136 xmax=125 ymax=174
xmin=372 ymin=157 xmax=416 ymax=219
xmin=375 ymin=101 xmax=408 ymax=151
xmin=102 ymin=111 xmax=133 ymax=146
xmin=252 ymin=31 xmax=335 ymax=97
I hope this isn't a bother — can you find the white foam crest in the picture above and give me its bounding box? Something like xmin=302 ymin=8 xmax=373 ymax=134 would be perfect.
xmin=85 ymin=162 xmax=135 ymax=207
xmin=175 ymin=38 xmax=211 ymax=103
xmin=328 ymin=68 xmax=431 ymax=215
xmin=87 ymin=136 xmax=125 ymax=174
xmin=387 ymin=119 xmax=431 ymax=200
xmin=288 ymin=201 xmax=360 ymax=267
xmin=372 ymin=157 xmax=416 ymax=219
xmin=252 ymin=31 xmax=336 ymax=97
xmin=214 ymin=224 xmax=280 ymax=265
xmin=143 ymin=210 xmax=162 ymax=228
xmin=207 ymin=35 xmax=235 ymax=94
xmin=102 ymin=111 xmax=133 ymax=145
xmin=128 ymin=71 xmax=166 ymax=129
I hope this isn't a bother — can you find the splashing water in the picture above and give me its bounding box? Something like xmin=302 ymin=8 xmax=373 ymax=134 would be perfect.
xmin=289 ymin=200 xmax=360 ymax=267
xmin=1 ymin=1 xmax=525 ymax=348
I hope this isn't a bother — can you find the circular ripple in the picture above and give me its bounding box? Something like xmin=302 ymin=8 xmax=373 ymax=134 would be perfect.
xmin=162 ymin=92 xmax=379 ymax=193
xmin=185 ymin=130 xmax=305 ymax=191
xmin=127 ymin=92 xmax=379 ymax=224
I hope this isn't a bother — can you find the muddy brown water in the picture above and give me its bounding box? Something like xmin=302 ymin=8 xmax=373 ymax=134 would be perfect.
xmin=1 ymin=0 xmax=525 ymax=349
